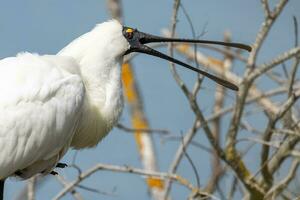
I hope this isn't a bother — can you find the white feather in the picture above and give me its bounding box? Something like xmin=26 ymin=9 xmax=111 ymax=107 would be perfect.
xmin=0 ymin=20 xmax=129 ymax=179
xmin=0 ymin=53 xmax=85 ymax=179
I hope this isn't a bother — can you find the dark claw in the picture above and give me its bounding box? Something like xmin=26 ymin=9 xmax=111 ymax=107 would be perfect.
xmin=15 ymin=170 xmax=22 ymax=176
xmin=50 ymin=171 xmax=58 ymax=176
xmin=56 ymin=163 xmax=68 ymax=168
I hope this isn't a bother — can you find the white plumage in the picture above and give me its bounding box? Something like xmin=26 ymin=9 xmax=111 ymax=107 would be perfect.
xmin=0 ymin=20 xmax=127 ymax=179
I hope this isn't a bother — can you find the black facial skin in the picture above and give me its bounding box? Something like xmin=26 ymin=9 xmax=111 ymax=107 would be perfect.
xmin=122 ymin=26 xmax=252 ymax=91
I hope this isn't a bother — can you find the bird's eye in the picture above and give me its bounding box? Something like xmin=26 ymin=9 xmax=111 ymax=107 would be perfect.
xmin=126 ymin=32 xmax=133 ymax=39
xmin=125 ymin=28 xmax=134 ymax=39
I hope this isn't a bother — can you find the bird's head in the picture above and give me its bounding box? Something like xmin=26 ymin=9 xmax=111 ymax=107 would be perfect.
xmin=91 ymin=20 xmax=252 ymax=91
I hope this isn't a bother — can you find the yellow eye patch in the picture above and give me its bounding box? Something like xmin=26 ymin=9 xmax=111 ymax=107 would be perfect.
xmin=126 ymin=28 xmax=134 ymax=33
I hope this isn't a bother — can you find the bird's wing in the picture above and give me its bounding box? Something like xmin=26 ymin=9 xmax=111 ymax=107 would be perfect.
xmin=0 ymin=53 xmax=85 ymax=179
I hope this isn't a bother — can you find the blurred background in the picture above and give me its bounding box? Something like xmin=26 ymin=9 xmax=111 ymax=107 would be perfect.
xmin=0 ymin=0 xmax=299 ymax=199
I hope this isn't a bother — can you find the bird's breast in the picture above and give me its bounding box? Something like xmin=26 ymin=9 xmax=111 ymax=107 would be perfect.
xmin=70 ymin=64 xmax=124 ymax=149
xmin=71 ymin=91 xmax=123 ymax=149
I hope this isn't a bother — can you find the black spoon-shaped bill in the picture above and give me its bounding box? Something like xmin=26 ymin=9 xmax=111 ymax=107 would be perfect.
xmin=123 ymin=27 xmax=251 ymax=91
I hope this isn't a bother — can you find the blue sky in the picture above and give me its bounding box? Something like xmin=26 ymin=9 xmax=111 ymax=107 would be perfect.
xmin=1 ymin=0 xmax=299 ymax=199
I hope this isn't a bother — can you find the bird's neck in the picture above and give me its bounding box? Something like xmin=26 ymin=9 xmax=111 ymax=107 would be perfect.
xmin=58 ymin=33 xmax=124 ymax=149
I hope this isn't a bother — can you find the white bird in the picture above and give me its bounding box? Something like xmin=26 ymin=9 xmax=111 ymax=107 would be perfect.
xmin=0 ymin=20 xmax=251 ymax=199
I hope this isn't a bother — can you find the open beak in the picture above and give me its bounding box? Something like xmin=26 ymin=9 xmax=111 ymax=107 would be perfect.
xmin=123 ymin=27 xmax=252 ymax=91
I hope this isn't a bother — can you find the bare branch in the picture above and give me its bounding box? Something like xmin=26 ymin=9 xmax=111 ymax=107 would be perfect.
xmin=53 ymin=164 xmax=206 ymax=200
xmin=260 ymin=94 xmax=299 ymax=188
xmin=106 ymin=0 xmax=123 ymax=22
xmin=261 ymin=0 xmax=272 ymax=18
xmin=166 ymin=37 xmax=289 ymax=115
xmin=249 ymin=47 xmax=300 ymax=81
xmin=268 ymin=128 xmax=300 ymax=175
xmin=27 ymin=177 xmax=36 ymax=200
xmin=248 ymin=0 xmax=288 ymax=69
xmin=235 ymin=137 xmax=300 ymax=158
xmin=265 ymin=159 xmax=300 ymax=199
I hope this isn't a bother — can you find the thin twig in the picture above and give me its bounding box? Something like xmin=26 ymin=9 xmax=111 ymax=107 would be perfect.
xmin=14 ymin=176 xmax=45 ymax=200
xmin=55 ymin=175 xmax=83 ymax=200
xmin=284 ymin=16 xmax=300 ymax=128
xmin=205 ymin=32 xmax=231 ymax=194
xmin=261 ymin=0 xmax=272 ymax=18
xmin=227 ymin=176 xmax=238 ymax=200
xmin=180 ymin=3 xmax=204 ymax=96
xmin=165 ymin=119 xmax=200 ymax=198
xmin=180 ymin=133 xmax=200 ymax=189
xmin=164 ymin=0 xmax=183 ymax=198
xmin=116 ymin=123 xmax=170 ymax=135
xmin=161 ymin=135 xmax=212 ymax=154
xmin=76 ymin=184 xmax=116 ymax=197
